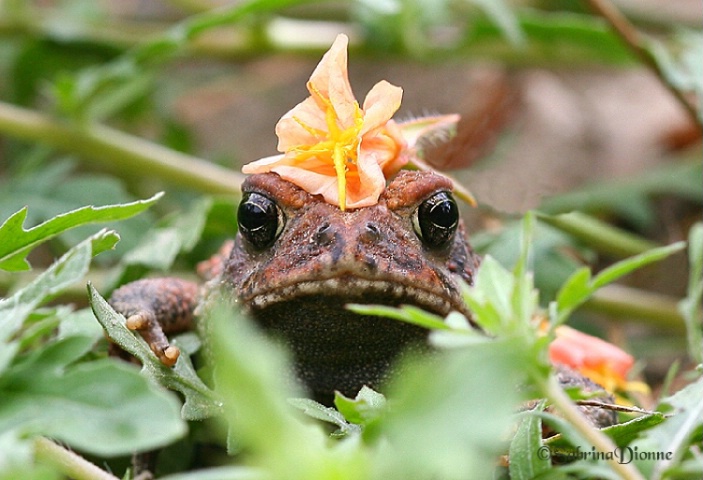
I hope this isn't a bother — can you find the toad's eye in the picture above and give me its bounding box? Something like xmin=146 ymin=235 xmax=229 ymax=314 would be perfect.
xmin=237 ymin=192 xmax=285 ymax=249
xmin=413 ymin=191 xmax=459 ymax=249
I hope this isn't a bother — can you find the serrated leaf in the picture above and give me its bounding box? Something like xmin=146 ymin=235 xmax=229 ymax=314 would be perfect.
xmin=600 ymin=413 xmax=666 ymax=448
xmin=509 ymin=404 xmax=550 ymax=480
xmin=0 ymin=193 xmax=162 ymax=271
xmin=0 ymin=234 xmax=93 ymax=345
xmin=87 ymin=284 xmax=221 ymax=420
xmin=0 ymin=336 xmax=186 ymax=456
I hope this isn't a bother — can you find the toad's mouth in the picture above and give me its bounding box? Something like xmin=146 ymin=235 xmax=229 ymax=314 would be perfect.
xmin=238 ymin=275 xmax=468 ymax=400
xmin=244 ymin=276 xmax=464 ymax=316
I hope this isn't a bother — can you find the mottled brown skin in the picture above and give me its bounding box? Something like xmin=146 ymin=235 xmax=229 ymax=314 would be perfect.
xmin=108 ymin=170 xmax=615 ymax=426
xmin=214 ymin=171 xmax=480 ymax=400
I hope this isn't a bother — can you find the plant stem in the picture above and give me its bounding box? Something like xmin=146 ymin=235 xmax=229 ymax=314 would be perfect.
xmin=34 ymin=437 xmax=119 ymax=480
xmin=0 ymin=100 xmax=245 ymax=196
xmin=543 ymin=374 xmax=646 ymax=480
xmin=586 ymin=0 xmax=701 ymax=127
xmin=585 ymin=284 xmax=686 ymax=332
xmin=536 ymin=211 xmax=659 ymax=258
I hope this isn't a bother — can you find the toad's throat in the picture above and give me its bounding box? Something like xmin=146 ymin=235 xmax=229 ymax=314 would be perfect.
xmin=248 ymin=290 xmax=432 ymax=400
xmin=239 ymin=276 xmax=466 ymax=400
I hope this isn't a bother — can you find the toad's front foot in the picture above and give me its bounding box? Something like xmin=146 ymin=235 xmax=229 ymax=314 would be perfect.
xmin=109 ymin=278 xmax=199 ymax=366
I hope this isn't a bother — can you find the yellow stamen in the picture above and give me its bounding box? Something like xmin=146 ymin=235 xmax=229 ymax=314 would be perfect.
xmin=287 ymin=83 xmax=364 ymax=210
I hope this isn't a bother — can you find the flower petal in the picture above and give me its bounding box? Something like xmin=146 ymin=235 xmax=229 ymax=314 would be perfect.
xmin=241 ymin=153 xmax=287 ymax=173
xmin=361 ymin=80 xmax=403 ymax=135
xmin=308 ymin=34 xmax=358 ymax=128
xmin=269 ymin=165 xmax=341 ymax=206
xmin=275 ymin=97 xmax=328 ymax=152
xmin=549 ymin=326 xmax=635 ymax=380
xmin=345 ymin=151 xmax=386 ymax=209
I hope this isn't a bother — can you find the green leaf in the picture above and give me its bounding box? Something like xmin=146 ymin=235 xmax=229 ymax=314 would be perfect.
xmin=375 ymin=337 xmax=527 ymax=479
xmin=121 ymin=196 xmax=211 ymax=271
xmin=591 ymin=242 xmax=686 ymax=290
xmin=207 ymin=304 xmax=369 ymax=479
xmin=679 ymin=223 xmax=703 ymax=364
xmin=0 ymin=193 xmax=162 ymax=271
xmin=0 ymin=336 xmax=186 ymax=456
xmin=472 ymin=220 xmax=588 ymax=305
xmin=555 ymin=267 xmax=592 ymax=318
xmin=471 ymin=0 xmax=524 ymax=46
xmin=428 ymin=311 xmax=490 ymax=348
xmin=648 ymin=31 xmax=703 ymax=124
xmin=87 ymin=284 xmax=221 ymax=420
xmin=509 ymin=405 xmax=550 ymax=480
xmin=334 ymin=386 xmax=387 ymax=430
xmin=158 ymin=466 xmax=263 ymax=480
xmin=288 ymin=398 xmax=359 ymax=436
xmin=600 ymin=413 xmax=666 ymax=448
xmin=631 ymin=375 xmax=703 ymax=480
xmin=0 ymin=231 xmax=112 ymax=345
xmin=346 ymin=303 xmax=449 ymax=330
xmin=469 ymin=255 xmax=515 ymax=332
xmin=554 ymin=241 xmax=686 ymax=324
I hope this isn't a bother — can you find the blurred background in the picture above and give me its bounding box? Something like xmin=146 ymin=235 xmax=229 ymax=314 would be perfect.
xmin=0 ymin=0 xmax=701 ymax=397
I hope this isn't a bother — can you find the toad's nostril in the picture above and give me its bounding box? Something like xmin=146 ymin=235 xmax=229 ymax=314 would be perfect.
xmin=363 ymin=222 xmax=381 ymax=241
xmin=314 ymin=221 xmax=334 ymax=244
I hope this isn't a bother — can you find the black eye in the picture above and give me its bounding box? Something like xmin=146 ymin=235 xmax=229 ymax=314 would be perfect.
xmin=237 ymin=192 xmax=284 ymax=249
xmin=414 ymin=192 xmax=459 ymax=249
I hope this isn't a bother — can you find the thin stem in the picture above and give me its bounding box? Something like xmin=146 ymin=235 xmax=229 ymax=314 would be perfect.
xmin=586 ymin=0 xmax=701 ymax=127
xmin=543 ymin=374 xmax=646 ymax=480
xmin=536 ymin=211 xmax=659 ymax=259
xmin=0 ymin=100 xmax=245 ymax=196
xmin=585 ymin=284 xmax=686 ymax=332
xmin=34 ymin=437 xmax=119 ymax=480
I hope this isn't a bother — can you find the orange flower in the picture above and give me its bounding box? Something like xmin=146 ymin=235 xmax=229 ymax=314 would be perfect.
xmin=549 ymin=325 xmax=648 ymax=396
xmin=242 ymin=34 xmax=406 ymax=210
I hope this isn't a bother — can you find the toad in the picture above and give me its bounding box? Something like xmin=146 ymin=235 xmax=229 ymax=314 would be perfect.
xmin=110 ymin=169 xmax=480 ymax=402
xmin=109 ymin=32 xmax=616 ymax=428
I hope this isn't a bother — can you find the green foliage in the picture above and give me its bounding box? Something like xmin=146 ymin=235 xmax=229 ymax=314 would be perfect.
xmin=88 ymin=285 xmax=220 ymax=421
xmin=679 ymin=223 xmax=703 ymax=364
xmin=554 ymin=241 xmax=686 ymax=325
xmin=0 ymin=0 xmax=700 ymax=478
xmin=0 ymin=192 xmax=161 ymax=271
xmin=539 ymin=161 xmax=703 ymax=230
xmin=0 ymin=200 xmax=187 ymax=477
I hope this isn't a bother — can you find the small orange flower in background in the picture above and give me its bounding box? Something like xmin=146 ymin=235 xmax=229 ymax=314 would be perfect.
xmin=549 ymin=325 xmax=649 ymax=398
xmin=242 ymin=34 xmax=460 ymax=210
